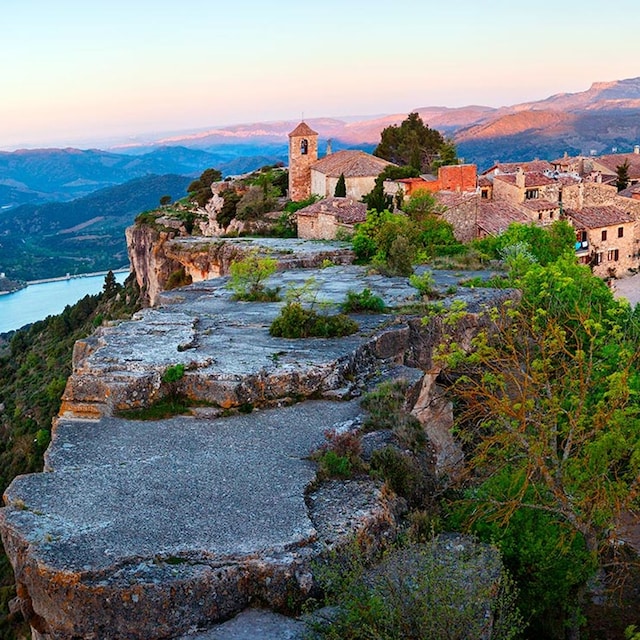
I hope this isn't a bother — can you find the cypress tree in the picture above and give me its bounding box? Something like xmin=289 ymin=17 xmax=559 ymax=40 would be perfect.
xmin=334 ymin=173 xmax=347 ymax=197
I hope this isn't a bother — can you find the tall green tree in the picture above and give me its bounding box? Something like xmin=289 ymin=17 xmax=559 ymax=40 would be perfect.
xmin=334 ymin=173 xmax=347 ymax=197
xmin=374 ymin=112 xmax=456 ymax=173
xmin=616 ymin=160 xmax=631 ymax=191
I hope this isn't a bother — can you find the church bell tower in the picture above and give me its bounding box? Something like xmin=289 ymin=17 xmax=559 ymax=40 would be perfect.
xmin=288 ymin=121 xmax=318 ymax=201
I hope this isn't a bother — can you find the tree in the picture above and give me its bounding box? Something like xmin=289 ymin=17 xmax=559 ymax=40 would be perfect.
xmin=616 ymin=160 xmax=631 ymax=192
xmin=334 ymin=173 xmax=346 ymax=197
xmin=159 ymin=195 xmax=172 ymax=206
xmin=374 ymin=112 xmax=456 ymax=173
xmin=438 ymin=256 xmax=640 ymax=638
xmin=361 ymin=175 xmax=393 ymax=213
xmin=102 ymin=270 xmax=119 ymax=299
xmin=187 ymin=167 xmax=222 ymax=207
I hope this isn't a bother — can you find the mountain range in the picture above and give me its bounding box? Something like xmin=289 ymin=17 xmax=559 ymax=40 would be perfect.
xmin=3 ymin=77 xmax=639 ymax=212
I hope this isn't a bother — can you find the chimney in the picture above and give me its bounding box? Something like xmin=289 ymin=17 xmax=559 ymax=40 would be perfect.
xmin=515 ymin=167 xmax=525 ymax=190
xmin=326 ymin=139 xmax=333 ymax=156
xmin=634 ymin=145 xmax=640 ymax=155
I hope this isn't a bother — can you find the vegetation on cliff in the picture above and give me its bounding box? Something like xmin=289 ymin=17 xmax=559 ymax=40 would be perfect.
xmin=0 ymin=273 xmax=141 ymax=638
xmin=437 ymin=247 xmax=640 ymax=637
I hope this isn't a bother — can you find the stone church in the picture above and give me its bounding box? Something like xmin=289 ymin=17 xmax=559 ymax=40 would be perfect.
xmin=288 ymin=121 xmax=394 ymax=202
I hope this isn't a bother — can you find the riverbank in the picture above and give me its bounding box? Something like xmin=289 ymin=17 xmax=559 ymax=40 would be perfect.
xmin=26 ymin=267 xmax=130 ymax=286
xmin=0 ymin=271 xmax=129 ymax=334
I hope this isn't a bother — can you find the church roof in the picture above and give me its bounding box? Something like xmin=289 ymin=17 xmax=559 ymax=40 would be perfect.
xmin=311 ymin=150 xmax=394 ymax=178
xmin=288 ymin=121 xmax=318 ymax=138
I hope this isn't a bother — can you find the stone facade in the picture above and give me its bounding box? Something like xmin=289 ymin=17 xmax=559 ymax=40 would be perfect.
xmin=310 ymin=150 xmax=394 ymax=200
xmin=296 ymin=197 xmax=367 ymax=240
xmin=568 ymin=206 xmax=637 ymax=277
xmin=288 ymin=122 xmax=319 ymax=201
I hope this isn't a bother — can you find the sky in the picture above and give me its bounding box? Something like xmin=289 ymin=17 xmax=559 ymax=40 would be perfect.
xmin=1 ymin=0 xmax=639 ymax=150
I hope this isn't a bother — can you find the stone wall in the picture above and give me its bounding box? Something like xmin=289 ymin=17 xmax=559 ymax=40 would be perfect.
xmin=311 ymin=171 xmax=377 ymax=201
xmin=440 ymin=194 xmax=480 ymax=243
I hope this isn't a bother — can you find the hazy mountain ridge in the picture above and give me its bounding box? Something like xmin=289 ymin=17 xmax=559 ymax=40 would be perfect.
xmin=0 ymin=146 xmax=287 ymax=209
xmin=0 ymin=174 xmax=191 ymax=281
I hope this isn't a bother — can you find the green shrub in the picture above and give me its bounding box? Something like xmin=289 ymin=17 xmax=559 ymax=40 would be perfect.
xmin=342 ymin=289 xmax=386 ymax=313
xmin=310 ymin=537 xmax=523 ymax=640
xmin=269 ymin=302 xmax=358 ymax=339
xmin=162 ymin=364 xmax=185 ymax=384
xmin=361 ymin=380 xmax=408 ymax=431
xmin=227 ymin=252 xmax=280 ymax=302
xmin=409 ymin=271 xmax=435 ymax=297
xmin=312 ymin=429 xmax=364 ymax=480
xmin=317 ymin=450 xmax=353 ymax=478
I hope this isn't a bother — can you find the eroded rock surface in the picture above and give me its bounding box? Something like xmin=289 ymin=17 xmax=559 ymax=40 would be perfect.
xmin=1 ymin=262 xmax=516 ymax=639
xmin=1 ymin=402 xmax=398 ymax=639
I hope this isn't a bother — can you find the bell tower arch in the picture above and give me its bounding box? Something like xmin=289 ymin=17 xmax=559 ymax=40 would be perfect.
xmin=288 ymin=121 xmax=318 ymax=201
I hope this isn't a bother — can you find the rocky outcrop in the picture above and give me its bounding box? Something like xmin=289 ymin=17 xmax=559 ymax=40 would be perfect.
xmin=1 ymin=260 xmax=516 ymax=639
xmin=126 ymin=230 xmax=356 ymax=306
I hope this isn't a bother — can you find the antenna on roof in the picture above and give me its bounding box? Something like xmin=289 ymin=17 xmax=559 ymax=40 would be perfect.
xmin=302 ymin=111 xmax=305 ymax=122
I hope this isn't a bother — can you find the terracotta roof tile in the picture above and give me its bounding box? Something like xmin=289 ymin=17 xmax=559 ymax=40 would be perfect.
xmin=493 ymin=172 xmax=555 ymax=187
xmin=618 ymin=183 xmax=640 ymax=198
xmin=435 ymin=191 xmax=477 ymax=209
xmin=477 ymin=201 xmax=531 ymax=236
xmin=288 ymin=122 xmax=318 ymax=138
xmin=482 ymin=160 xmax=554 ymax=175
xmin=565 ymin=205 xmax=634 ymax=229
xmin=296 ymin=197 xmax=367 ymax=224
xmin=594 ymin=153 xmax=640 ymax=178
xmin=521 ymin=199 xmax=559 ymax=212
xmin=311 ymin=150 xmax=395 ymax=178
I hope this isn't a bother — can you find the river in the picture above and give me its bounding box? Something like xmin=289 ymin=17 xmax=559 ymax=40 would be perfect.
xmin=0 ymin=271 xmax=129 ymax=334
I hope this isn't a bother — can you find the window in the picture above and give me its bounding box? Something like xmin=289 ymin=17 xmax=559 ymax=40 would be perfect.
xmin=594 ymin=252 xmax=603 ymax=265
xmin=481 ymin=189 xmax=489 ymax=199
xmin=618 ymin=226 xmax=624 ymax=238
xmin=525 ymin=188 xmax=539 ymax=200
xmin=607 ymin=249 xmax=619 ymax=262
xmin=601 ymin=229 xmax=607 ymax=241
xmin=300 ymin=139 xmax=308 ymax=155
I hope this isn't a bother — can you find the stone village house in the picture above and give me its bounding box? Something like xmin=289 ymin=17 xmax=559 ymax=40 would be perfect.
xmin=288 ymin=120 xmax=640 ymax=277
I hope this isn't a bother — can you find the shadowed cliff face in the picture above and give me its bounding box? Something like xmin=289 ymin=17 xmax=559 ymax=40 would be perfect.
xmin=0 ymin=252 xmax=516 ymax=639
xmin=126 ymin=227 xmax=357 ymax=306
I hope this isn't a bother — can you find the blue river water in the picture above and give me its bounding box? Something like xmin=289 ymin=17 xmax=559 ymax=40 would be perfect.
xmin=0 ymin=271 xmax=129 ymax=334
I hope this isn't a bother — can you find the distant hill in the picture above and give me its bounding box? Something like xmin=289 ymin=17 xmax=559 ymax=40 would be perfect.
xmin=0 ymin=146 xmax=287 ymax=209
xmin=0 ymin=174 xmax=191 ymax=281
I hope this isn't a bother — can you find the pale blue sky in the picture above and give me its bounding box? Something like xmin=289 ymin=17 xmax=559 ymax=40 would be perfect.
xmin=1 ymin=0 xmax=638 ymax=149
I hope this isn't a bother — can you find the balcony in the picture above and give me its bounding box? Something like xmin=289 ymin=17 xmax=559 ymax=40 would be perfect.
xmin=575 ymin=240 xmax=589 ymax=256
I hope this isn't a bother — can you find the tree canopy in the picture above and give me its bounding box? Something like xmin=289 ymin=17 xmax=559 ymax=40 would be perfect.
xmin=438 ymin=246 xmax=640 ymax=638
xmin=374 ymin=112 xmax=457 ymax=173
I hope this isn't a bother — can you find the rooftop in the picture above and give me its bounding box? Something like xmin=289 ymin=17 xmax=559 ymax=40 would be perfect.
xmin=288 ymin=121 xmax=318 ymax=138
xmin=494 ymin=172 xmax=556 ymax=187
xmin=477 ymin=201 xmax=531 ymax=236
xmin=566 ymin=205 xmax=634 ymax=228
xmin=296 ymin=197 xmax=367 ymax=224
xmin=483 ymin=160 xmax=554 ymax=175
xmin=312 ymin=150 xmax=394 ymax=178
